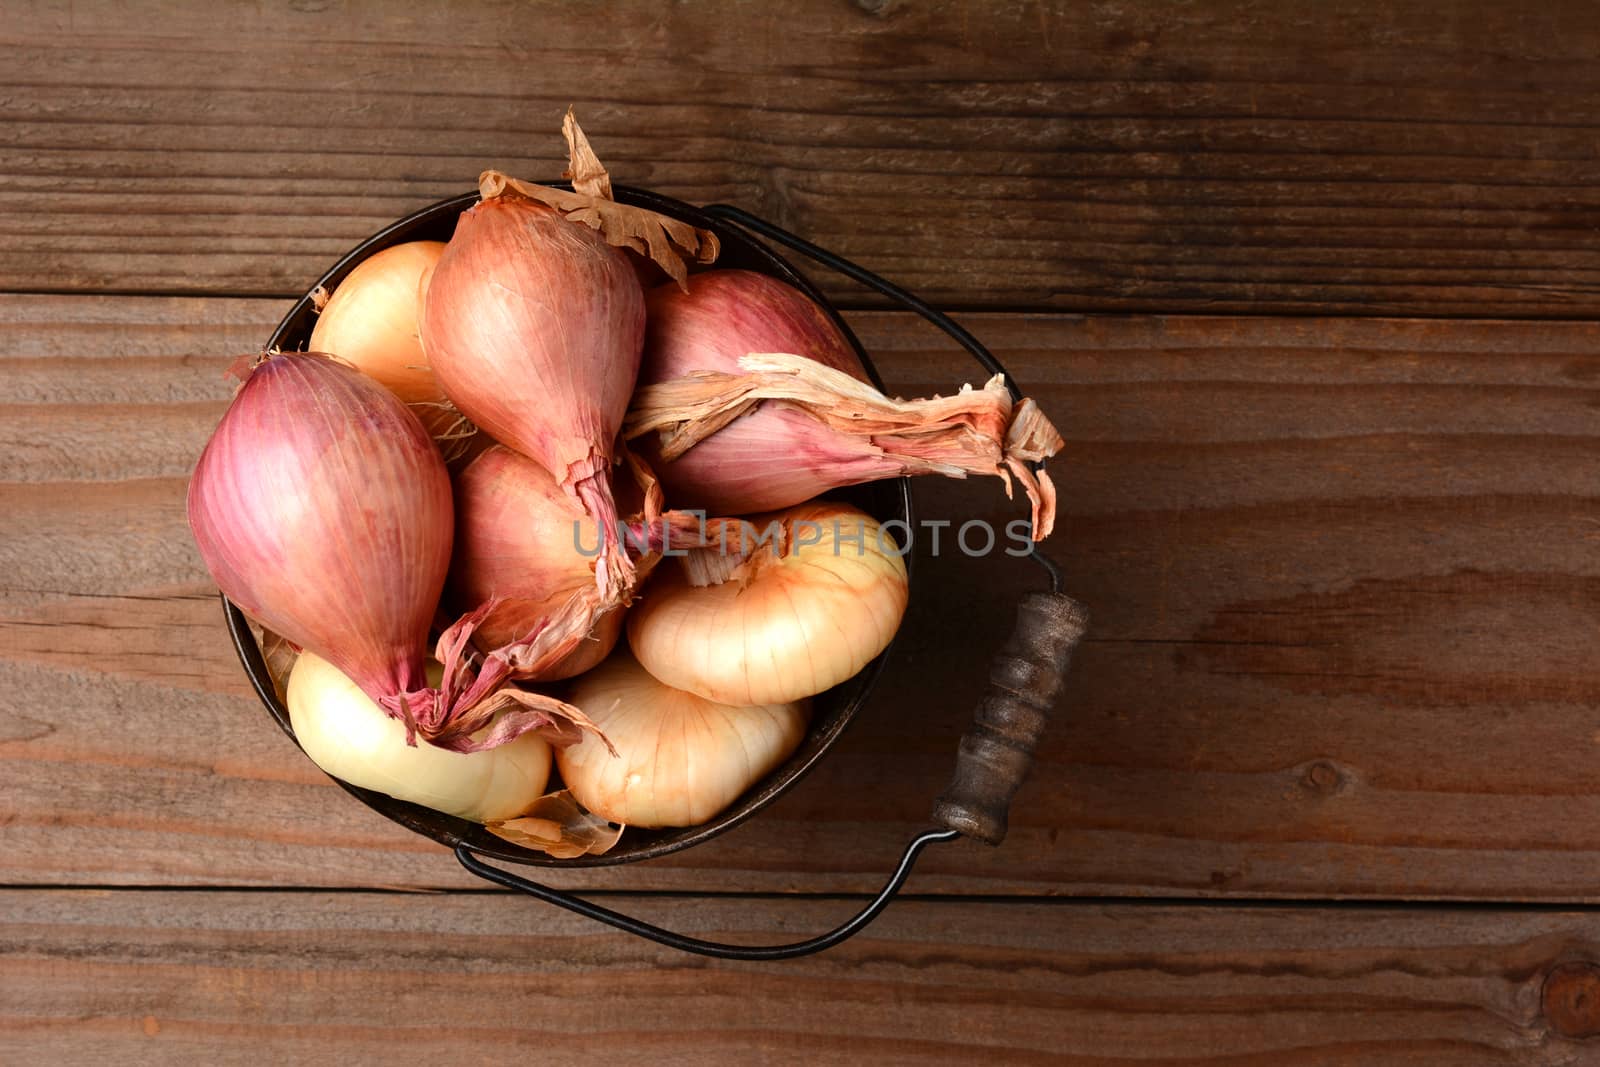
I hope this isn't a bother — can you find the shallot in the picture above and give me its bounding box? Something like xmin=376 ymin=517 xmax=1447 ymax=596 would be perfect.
xmin=187 ymin=352 xmax=590 ymax=752
xmin=419 ymin=113 xmax=716 ymax=602
xmin=628 ymin=269 xmax=1064 ymax=537
xmin=449 ymin=445 xmax=627 ymax=680
xmin=449 ymin=444 xmax=743 ymax=682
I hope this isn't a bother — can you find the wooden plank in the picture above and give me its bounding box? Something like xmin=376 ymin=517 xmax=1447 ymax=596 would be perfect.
xmin=4 ymin=1 xmax=1600 ymax=315
xmin=8 ymin=296 xmax=1600 ymax=898
xmin=7 ymin=890 xmax=1600 ymax=1064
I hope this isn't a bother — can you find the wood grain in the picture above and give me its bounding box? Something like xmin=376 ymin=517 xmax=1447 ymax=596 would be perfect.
xmin=7 ymin=295 xmax=1600 ymax=899
xmin=7 ymin=890 xmax=1600 ymax=1065
xmin=5 ymin=1 xmax=1600 ymax=314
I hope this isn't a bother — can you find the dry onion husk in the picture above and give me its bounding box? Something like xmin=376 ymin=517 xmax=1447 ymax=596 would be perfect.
xmin=627 ymin=353 xmax=1064 ymax=539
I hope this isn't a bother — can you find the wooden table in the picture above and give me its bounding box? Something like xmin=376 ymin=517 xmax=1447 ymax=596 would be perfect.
xmin=8 ymin=2 xmax=1600 ymax=1061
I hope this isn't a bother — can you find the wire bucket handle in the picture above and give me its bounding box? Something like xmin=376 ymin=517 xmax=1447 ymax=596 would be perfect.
xmin=455 ymin=206 xmax=1090 ymax=959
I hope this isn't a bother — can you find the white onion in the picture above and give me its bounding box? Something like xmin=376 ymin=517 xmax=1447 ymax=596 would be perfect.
xmin=626 ymin=501 xmax=909 ymax=706
xmin=559 ymin=652 xmax=808 ymax=828
xmin=287 ymin=651 xmax=552 ymax=823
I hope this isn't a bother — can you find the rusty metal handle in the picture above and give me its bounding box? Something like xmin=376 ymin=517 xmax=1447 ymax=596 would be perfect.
xmin=931 ymin=591 xmax=1089 ymax=845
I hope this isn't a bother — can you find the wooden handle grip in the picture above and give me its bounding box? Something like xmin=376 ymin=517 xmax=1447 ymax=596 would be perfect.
xmin=931 ymin=591 xmax=1089 ymax=845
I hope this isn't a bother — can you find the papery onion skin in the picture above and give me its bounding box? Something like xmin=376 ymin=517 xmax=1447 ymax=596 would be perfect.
xmin=310 ymin=241 xmax=446 ymax=406
xmin=636 ymin=270 xmax=899 ymax=514
xmin=450 ymin=445 xmax=624 ymax=679
xmin=289 ymin=652 xmax=551 ymax=823
xmin=188 ymin=352 xmax=452 ymax=709
xmin=420 ymin=193 xmax=645 ymax=600
xmin=559 ymin=651 xmax=808 ymax=828
xmin=634 ymin=269 xmax=1064 ymax=538
xmin=626 ymin=501 xmax=909 ymax=706
xmin=541 ymin=607 xmax=624 ymax=680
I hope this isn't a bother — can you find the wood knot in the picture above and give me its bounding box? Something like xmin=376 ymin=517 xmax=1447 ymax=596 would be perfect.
xmin=1301 ymin=760 xmax=1343 ymax=795
xmin=1208 ymin=867 xmax=1243 ymax=889
xmin=1543 ymin=962 xmax=1600 ymax=1038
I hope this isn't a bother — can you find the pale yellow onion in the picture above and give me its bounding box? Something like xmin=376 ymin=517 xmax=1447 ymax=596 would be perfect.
xmin=559 ymin=652 xmax=808 ymax=828
xmin=310 ymin=241 xmax=447 ymax=406
xmin=287 ymin=651 xmax=551 ymax=823
xmin=626 ymin=501 xmax=908 ymax=706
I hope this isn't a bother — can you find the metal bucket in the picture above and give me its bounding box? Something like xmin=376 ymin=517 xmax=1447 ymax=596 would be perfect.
xmin=222 ymin=187 xmax=1086 ymax=958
